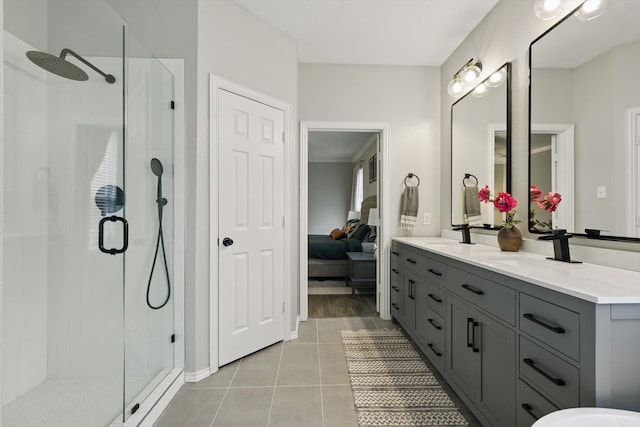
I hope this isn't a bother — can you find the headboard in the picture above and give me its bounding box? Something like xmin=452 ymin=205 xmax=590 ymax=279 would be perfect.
xmin=360 ymin=195 xmax=377 ymax=224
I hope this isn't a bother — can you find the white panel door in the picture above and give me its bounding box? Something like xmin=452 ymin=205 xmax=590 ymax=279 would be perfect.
xmin=218 ymin=89 xmax=284 ymax=366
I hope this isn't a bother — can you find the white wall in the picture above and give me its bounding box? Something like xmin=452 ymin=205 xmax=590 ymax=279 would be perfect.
xmin=197 ymin=0 xmax=298 ymax=375
xmin=308 ymin=162 xmax=353 ymax=234
xmin=2 ymin=31 xmax=49 ymax=405
xmin=299 ymin=64 xmax=441 ymax=239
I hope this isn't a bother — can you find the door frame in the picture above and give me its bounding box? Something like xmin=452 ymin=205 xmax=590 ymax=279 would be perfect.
xmin=209 ymin=75 xmax=292 ymax=372
xmin=300 ymin=121 xmax=390 ymax=321
xmin=530 ymin=124 xmax=574 ymax=231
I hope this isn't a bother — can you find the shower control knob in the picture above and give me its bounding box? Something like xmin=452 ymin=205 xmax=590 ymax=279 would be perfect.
xmin=222 ymin=237 xmax=234 ymax=247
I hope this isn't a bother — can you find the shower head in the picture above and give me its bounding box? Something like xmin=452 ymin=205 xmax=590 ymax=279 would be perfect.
xmin=26 ymin=48 xmax=116 ymax=84
xmin=150 ymin=158 xmax=164 ymax=177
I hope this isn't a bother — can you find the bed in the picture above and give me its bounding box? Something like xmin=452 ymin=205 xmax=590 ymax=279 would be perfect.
xmin=308 ymin=195 xmax=376 ymax=278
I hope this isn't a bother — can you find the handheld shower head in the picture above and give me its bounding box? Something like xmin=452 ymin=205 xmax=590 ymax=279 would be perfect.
xmin=26 ymin=48 xmax=116 ymax=84
xmin=150 ymin=158 xmax=164 ymax=177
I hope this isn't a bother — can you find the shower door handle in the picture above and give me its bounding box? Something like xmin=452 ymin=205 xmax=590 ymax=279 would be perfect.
xmin=98 ymin=215 xmax=129 ymax=255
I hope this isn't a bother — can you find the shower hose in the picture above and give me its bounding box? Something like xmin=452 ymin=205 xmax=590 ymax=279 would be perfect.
xmin=146 ymin=197 xmax=171 ymax=310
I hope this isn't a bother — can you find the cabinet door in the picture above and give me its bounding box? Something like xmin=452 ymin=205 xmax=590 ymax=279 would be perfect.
xmin=403 ymin=275 xmax=417 ymax=331
xmin=474 ymin=308 xmax=516 ymax=427
xmin=447 ymin=296 xmax=476 ymax=402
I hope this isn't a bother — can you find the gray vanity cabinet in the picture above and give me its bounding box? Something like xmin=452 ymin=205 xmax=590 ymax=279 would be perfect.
xmin=447 ymin=294 xmax=516 ymax=427
xmin=391 ymin=238 xmax=640 ymax=427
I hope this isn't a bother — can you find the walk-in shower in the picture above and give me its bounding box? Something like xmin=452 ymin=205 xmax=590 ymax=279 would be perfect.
xmin=2 ymin=1 xmax=181 ymax=426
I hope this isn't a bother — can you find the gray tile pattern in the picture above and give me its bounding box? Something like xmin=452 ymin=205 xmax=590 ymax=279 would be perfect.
xmin=153 ymin=317 xmax=479 ymax=427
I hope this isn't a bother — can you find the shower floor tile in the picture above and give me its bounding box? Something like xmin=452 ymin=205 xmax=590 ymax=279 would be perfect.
xmin=2 ymin=376 xmax=151 ymax=427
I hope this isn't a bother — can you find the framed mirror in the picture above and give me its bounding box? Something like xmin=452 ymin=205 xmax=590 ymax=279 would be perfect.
xmin=451 ymin=63 xmax=511 ymax=228
xmin=529 ymin=0 xmax=640 ymax=241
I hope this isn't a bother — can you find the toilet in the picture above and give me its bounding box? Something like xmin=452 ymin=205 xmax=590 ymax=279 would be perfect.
xmin=533 ymin=408 xmax=640 ymax=427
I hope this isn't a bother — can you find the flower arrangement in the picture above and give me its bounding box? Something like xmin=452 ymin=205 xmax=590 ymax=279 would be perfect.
xmin=529 ymin=185 xmax=562 ymax=230
xmin=478 ymin=185 xmax=521 ymax=230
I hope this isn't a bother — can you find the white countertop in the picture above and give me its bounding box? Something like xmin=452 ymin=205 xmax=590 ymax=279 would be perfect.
xmin=392 ymin=236 xmax=640 ymax=304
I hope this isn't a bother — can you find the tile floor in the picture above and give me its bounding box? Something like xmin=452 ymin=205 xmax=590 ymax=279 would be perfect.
xmin=153 ymin=317 xmax=395 ymax=427
xmin=153 ymin=316 xmax=481 ymax=427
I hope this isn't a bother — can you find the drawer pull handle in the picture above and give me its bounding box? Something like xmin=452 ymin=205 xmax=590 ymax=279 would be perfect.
xmin=391 ymin=303 xmax=400 ymax=310
xmin=428 ymin=293 xmax=442 ymax=303
xmin=466 ymin=318 xmax=474 ymax=348
xmin=427 ymin=343 xmax=442 ymax=357
xmin=472 ymin=321 xmax=480 ymax=353
xmin=523 ymin=313 xmax=565 ymax=334
xmin=392 ymin=251 xmax=400 ymax=256
xmin=406 ymin=258 xmax=417 ymax=264
xmin=409 ymin=280 xmax=415 ymax=299
xmin=521 ymin=403 xmax=540 ymax=421
xmin=391 ymin=286 xmax=400 ymax=292
xmin=427 ymin=318 xmax=442 ymax=330
xmin=428 ymin=268 xmax=442 ymax=276
xmin=523 ymin=358 xmax=565 ymax=386
xmin=392 ymin=268 xmax=400 ymax=274
xmin=461 ymin=284 xmax=484 ymax=295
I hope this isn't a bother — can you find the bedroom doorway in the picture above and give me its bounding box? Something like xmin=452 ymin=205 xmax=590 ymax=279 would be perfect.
xmin=300 ymin=122 xmax=390 ymax=322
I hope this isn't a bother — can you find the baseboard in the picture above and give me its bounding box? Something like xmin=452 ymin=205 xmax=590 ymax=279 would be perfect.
xmin=289 ymin=315 xmax=300 ymax=340
xmin=184 ymin=367 xmax=211 ymax=383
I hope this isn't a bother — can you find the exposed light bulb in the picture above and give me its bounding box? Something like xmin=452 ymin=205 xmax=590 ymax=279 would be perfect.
xmin=485 ymin=67 xmax=506 ymax=88
xmin=471 ymin=83 xmax=488 ymax=98
xmin=459 ymin=62 xmax=482 ymax=85
xmin=447 ymin=77 xmax=464 ymax=97
xmin=534 ymin=0 xmax=564 ymax=20
xmin=575 ymin=0 xmax=610 ymax=21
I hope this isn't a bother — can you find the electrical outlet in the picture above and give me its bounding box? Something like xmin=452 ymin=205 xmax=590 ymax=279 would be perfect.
xmin=597 ymin=186 xmax=607 ymax=199
xmin=423 ymin=213 xmax=431 ymax=225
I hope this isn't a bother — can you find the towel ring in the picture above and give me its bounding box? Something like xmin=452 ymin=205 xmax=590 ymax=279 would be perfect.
xmin=463 ymin=173 xmax=478 ymax=188
xmin=404 ymin=173 xmax=420 ymax=187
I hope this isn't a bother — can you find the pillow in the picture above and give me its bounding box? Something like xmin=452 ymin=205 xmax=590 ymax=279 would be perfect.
xmin=341 ymin=219 xmax=360 ymax=236
xmin=330 ymin=228 xmax=345 ymax=240
xmin=352 ymin=224 xmax=370 ymax=241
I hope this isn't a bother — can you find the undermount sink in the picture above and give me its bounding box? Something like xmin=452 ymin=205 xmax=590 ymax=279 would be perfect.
xmin=533 ymin=408 xmax=640 ymax=427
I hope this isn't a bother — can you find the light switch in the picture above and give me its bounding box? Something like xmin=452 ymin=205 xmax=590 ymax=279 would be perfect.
xmin=597 ymin=186 xmax=607 ymax=199
xmin=423 ymin=213 xmax=431 ymax=225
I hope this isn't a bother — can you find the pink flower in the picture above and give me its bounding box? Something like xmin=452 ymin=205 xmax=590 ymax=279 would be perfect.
xmin=530 ymin=185 xmax=542 ymax=202
xmin=493 ymin=192 xmax=518 ymax=213
xmin=478 ymin=185 xmax=491 ymax=203
xmin=538 ymin=192 xmax=562 ymax=213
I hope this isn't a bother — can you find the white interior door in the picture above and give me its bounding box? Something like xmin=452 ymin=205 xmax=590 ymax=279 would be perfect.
xmin=218 ymin=89 xmax=284 ymax=366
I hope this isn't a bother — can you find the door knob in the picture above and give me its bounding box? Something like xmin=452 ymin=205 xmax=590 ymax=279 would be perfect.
xmin=222 ymin=237 xmax=234 ymax=247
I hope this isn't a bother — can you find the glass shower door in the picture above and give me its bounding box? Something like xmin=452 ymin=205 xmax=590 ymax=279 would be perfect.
xmin=2 ymin=3 xmax=128 ymax=425
xmin=122 ymin=35 xmax=175 ymax=422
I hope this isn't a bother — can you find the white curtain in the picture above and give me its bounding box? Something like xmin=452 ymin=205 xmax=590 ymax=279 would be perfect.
xmin=351 ymin=161 xmax=364 ymax=211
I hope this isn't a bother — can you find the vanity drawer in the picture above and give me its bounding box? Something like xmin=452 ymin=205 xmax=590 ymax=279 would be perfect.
xmin=400 ymin=248 xmax=428 ymax=275
xmin=422 ymin=256 xmax=447 ymax=287
xmin=448 ymin=267 xmax=516 ymax=324
xmin=519 ymin=293 xmax=579 ymax=361
xmin=425 ymin=307 xmax=445 ymax=371
xmin=390 ymin=279 xmax=402 ymax=315
xmin=516 ymin=378 xmax=560 ymax=427
xmin=519 ymin=337 xmax=579 ymax=408
xmin=426 ymin=282 xmax=447 ymax=316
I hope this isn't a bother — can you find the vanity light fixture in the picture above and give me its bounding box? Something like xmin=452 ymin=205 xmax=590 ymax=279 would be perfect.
xmin=471 ymin=83 xmax=488 ymax=98
xmin=447 ymin=58 xmax=483 ymax=98
xmin=485 ymin=67 xmax=506 ymax=88
xmin=534 ymin=0 xmax=564 ymax=20
xmin=574 ymin=0 xmax=610 ymax=21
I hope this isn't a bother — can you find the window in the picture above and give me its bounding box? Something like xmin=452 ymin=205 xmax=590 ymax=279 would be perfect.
xmin=352 ymin=161 xmax=363 ymax=211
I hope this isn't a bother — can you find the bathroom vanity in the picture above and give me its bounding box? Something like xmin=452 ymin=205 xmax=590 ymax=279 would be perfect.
xmin=390 ymin=237 xmax=640 ymax=427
